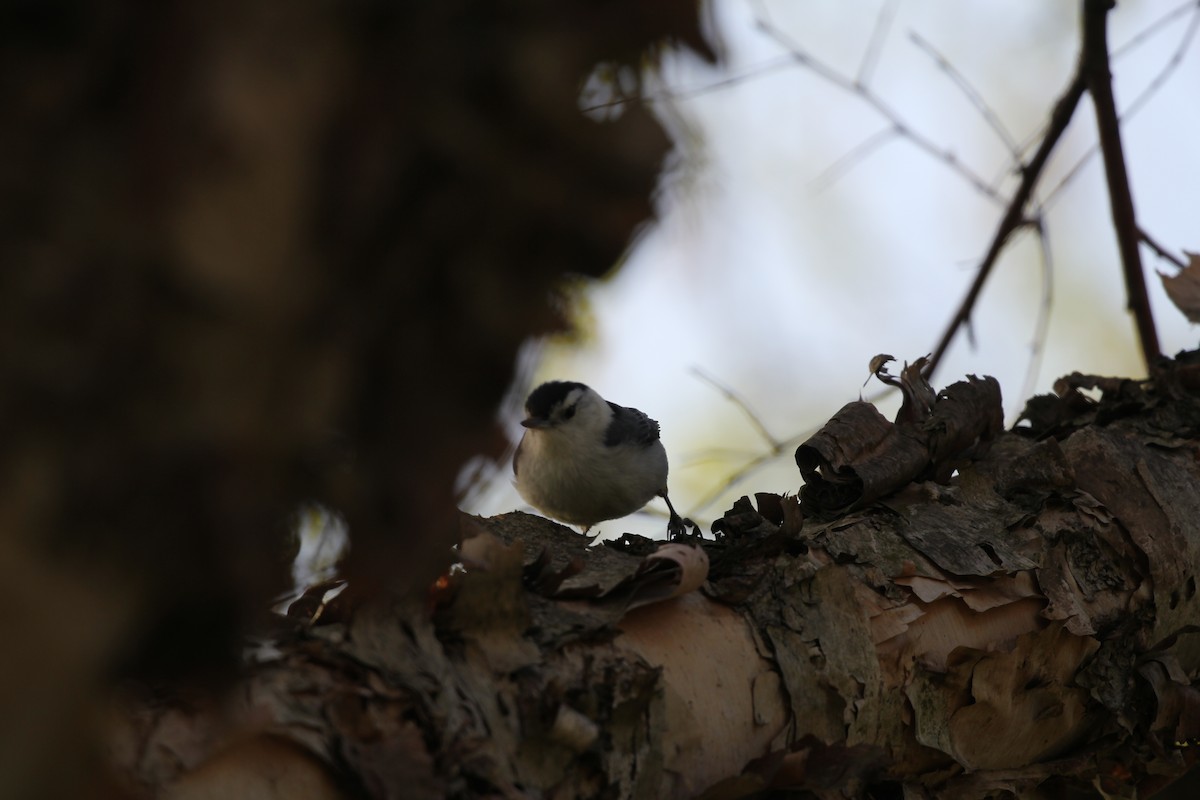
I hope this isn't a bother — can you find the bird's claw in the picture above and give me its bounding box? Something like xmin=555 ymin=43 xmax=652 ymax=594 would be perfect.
xmin=667 ymin=512 xmax=699 ymax=541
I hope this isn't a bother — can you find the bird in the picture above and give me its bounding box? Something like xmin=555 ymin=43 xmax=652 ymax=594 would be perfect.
xmin=513 ymin=380 xmax=689 ymax=538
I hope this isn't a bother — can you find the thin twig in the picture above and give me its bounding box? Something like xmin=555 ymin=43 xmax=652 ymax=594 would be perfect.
xmin=810 ymin=127 xmax=902 ymax=191
xmin=690 ymin=367 xmax=781 ymax=449
xmin=1021 ymin=215 xmax=1054 ymax=406
xmin=682 ymin=447 xmax=768 ymax=466
xmin=751 ymin=0 xmax=1005 ymax=206
xmin=1082 ymin=0 xmax=1160 ymax=367
xmin=908 ymin=30 xmax=1020 ymax=156
xmin=685 ymin=431 xmax=812 ymax=518
xmin=1140 ymin=228 xmax=1188 ymax=270
xmin=857 ymin=0 xmax=901 ymax=87
xmin=683 ymin=366 xmax=820 ymax=517
xmin=926 ymin=70 xmax=1087 ymax=375
xmin=1111 ymin=0 xmax=1199 ymax=58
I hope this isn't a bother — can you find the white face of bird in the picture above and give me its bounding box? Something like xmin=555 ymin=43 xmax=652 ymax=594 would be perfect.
xmin=521 ymin=382 xmax=608 ymax=438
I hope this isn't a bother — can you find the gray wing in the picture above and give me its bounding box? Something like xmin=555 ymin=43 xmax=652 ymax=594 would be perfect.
xmin=604 ymin=402 xmax=660 ymax=448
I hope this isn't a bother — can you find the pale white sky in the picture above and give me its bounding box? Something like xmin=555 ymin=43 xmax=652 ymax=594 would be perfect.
xmin=467 ymin=0 xmax=1200 ymax=538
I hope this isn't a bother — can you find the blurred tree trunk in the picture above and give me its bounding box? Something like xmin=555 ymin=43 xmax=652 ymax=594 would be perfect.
xmin=114 ymin=356 xmax=1200 ymax=799
xmin=0 ymin=2 xmax=709 ymax=797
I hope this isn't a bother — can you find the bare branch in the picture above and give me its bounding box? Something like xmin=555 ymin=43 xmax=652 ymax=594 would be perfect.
xmin=926 ymin=71 xmax=1087 ymax=375
xmin=1082 ymin=0 xmax=1160 ymax=367
xmin=1021 ymin=215 xmax=1055 ymax=406
xmin=1140 ymin=228 xmax=1188 ymax=270
xmin=810 ymin=126 xmax=903 ymax=192
xmin=751 ymin=0 xmax=1005 ymax=206
xmin=690 ymin=367 xmax=781 ymax=449
xmin=857 ymin=0 xmax=901 ymax=87
xmin=1111 ymin=0 xmax=1200 ymax=58
xmin=684 ymin=431 xmax=812 ymax=518
xmin=908 ymin=30 xmax=1020 ymax=157
xmin=1043 ymin=2 xmax=1200 ymax=209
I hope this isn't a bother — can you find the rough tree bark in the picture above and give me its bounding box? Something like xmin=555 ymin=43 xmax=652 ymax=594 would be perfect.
xmin=113 ymin=354 xmax=1200 ymax=799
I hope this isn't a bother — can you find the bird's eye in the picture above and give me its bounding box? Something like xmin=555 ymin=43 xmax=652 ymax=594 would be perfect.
xmin=563 ymin=404 xmax=576 ymax=420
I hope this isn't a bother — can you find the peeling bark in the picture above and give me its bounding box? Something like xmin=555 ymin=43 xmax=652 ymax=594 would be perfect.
xmin=111 ymin=356 xmax=1200 ymax=798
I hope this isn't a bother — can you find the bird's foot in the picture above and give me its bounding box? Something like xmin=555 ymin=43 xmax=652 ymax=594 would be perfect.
xmin=667 ymin=511 xmax=700 ymax=541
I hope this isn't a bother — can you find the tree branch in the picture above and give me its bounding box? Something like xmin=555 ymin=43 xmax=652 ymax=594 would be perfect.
xmin=926 ymin=72 xmax=1086 ymax=375
xmin=1141 ymin=227 xmax=1188 ymax=270
xmin=1082 ymin=0 xmax=1161 ymax=368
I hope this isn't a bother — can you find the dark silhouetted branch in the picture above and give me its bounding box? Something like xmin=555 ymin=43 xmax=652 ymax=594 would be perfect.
xmin=1082 ymin=0 xmax=1160 ymax=368
xmin=909 ymin=30 xmax=1019 ymax=157
xmin=926 ymin=72 xmax=1086 ymax=375
xmin=1140 ymin=228 xmax=1187 ymax=270
xmin=1043 ymin=2 xmax=1200 ymax=210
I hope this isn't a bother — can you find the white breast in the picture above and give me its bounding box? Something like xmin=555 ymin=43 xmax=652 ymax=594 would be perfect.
xmin=515 ymin=428 xmax=668 ymax=527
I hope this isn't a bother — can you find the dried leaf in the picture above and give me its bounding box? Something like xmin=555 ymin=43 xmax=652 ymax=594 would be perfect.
xmin=1160 ymin=252 xmax=1200 ymax=323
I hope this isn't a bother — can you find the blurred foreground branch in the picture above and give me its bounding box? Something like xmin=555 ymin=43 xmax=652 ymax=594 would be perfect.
xmin=0 ymin=1 xmax=710 ymax=796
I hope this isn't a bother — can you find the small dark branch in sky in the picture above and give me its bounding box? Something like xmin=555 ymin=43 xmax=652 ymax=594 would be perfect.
xmin=857 ymin=0 xmax=900 ymax=86
xmin=1111 ymin=0 xmax=1200 ymax=58
xmin=926 ymin=72 xmax=1087 ymax=375
xmin=1044 ymin=0 xmax=1200 ymax=210
xmin=690 ymin=367 xmax=781 ymax=449
xmin=1140 ymin=228 xmax=1188 ymax=270
xmin=1082 ymin=0 xmax=1160 ymax=368
xmin=685 ymin=431 xmax=812 ymax=517
xmin=908 ymin=30 xmax=1020 ymax=157
xmin=810 ymin=127 xmax=902 ymax=191
xmin=752 ymin=0 xmax=1004 ymax=205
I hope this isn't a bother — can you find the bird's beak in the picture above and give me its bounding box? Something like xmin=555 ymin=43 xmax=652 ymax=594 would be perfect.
xmin=521 ymin=417 xmax=550 ymax=429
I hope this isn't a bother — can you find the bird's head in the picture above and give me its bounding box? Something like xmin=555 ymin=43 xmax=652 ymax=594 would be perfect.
xmin=521 ymin=381 xmax=607 ymax=436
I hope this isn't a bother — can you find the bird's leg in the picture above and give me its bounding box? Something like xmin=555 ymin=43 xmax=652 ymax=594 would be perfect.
xmin=660 ymin=492 xmax=696 ymax=540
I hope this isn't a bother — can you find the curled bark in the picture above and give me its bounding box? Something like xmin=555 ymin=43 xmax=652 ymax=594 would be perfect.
xmin=796 ymin=357 xmax=1003 ymax=517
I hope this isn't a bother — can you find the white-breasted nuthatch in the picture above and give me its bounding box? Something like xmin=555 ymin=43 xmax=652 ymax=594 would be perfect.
xmin=513 ymin=381 xmax=688 ymax=537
